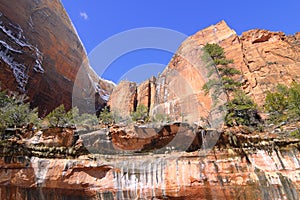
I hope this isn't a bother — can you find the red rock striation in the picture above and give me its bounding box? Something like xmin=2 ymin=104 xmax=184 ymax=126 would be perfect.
xmin=0 ymin=132 xmax=299 ymax=199
xmin=0 ymin=0 xmax=114 ymax=116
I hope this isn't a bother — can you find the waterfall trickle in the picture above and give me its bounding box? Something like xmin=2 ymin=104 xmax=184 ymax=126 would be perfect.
xmin=30 ymin=157 xmax=50 ymax=200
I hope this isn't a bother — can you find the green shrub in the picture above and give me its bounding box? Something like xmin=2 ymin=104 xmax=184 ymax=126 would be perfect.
xmin=131 ymin=105 xmax=149 ymax=121
xmin=265 ymin=91 xmax=288 ymax=124
xmin=265 ymin=82 xmax=300 ymax=124
xmin=78 ymin=113 xmax=99 ymax=126
xmin=45 ymin=104 xmax=69 ymax=127
xmin=0 ymin=90 xmax=39 ymax=132
xmin=290 ymin=129 xmax=300 ymax=138
xmin=225 ymin=91 xmax=261 ymax=127
xmin=152 ymin=113 xmax=171 ymax=123
xmin=99 ymin=106 xmax=114 ymax=125
xmin=45 ymin=105 xmax=99 ymax=127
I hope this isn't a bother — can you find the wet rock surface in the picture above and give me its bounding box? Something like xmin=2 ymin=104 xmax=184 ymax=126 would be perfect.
xmin=0 ymin=125 xmax=300 ymax=199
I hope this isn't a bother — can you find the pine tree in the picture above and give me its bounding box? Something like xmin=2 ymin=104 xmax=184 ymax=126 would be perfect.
xmin=45 ymin=104 xmax=68 ymax=127
xmin=202 ymin=43 xmax=261 ymax=128
xmin=202 ymin=43 xmax=241 ymax=97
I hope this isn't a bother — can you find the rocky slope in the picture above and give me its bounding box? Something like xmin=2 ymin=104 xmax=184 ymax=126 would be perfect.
xmin=0 ymin=0 xmax=114 ymax=116
xmin=109 ymin=20 xmax=300 ymax=122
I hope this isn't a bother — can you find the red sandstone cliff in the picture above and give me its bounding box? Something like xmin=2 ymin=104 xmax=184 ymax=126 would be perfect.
xmin=189 ymin=20 xmax=300 ymax=105
xmin=109 ymin=21 xmax=300 ymax=123
xmin=0 ymin=0 xmax=114 ymax=115
xmin=0 ymin=2 xmax=300 ymax=198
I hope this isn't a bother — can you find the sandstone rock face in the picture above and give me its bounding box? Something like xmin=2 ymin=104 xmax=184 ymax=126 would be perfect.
xmin=0 ymin=0 xmax=114 ymax=116
xmin=136 ymin=77 xmax=156 ymax=110
xmin=32 ymin=127 xmax=75 ymax=147
xmin=109 ymin=20 xmax=300 ymax=121
xmin=239 ymin=29 xmax=300 ymax=104
xmin=0 ymin=133 xmax=299 ymax=199
xmin=107 ymin=81 xmax=137 ymax=118
xmin=79 ymin=129 xmax=115 ymax=154
xmin=109 ymin=123 xmax=197 ymax=152
xmin=187 ymin=20 xmax=300 ymax=106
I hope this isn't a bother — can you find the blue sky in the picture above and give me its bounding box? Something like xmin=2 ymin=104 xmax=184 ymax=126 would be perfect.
xmin=61 ymin=0 xmax=300 ymax=83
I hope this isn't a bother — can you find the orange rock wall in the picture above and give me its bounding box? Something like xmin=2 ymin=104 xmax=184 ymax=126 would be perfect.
xmin=109 ymin=20 xmax=300 ymax=119
xmin=0 ymin=147 xmax=299 ymax=199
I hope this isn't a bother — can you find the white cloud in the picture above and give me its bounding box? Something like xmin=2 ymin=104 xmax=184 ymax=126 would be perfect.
xmin=80 ymin=12 xmax=88 ymax=20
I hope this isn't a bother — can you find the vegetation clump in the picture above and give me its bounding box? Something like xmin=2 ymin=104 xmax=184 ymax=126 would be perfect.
xmin=131 ymin=104 xmax=149 ymax=122
xmin=152 ymin=113 xmax=172 ymax=123
xmin=225 ymin=90 xmax=260 ymax=127
xmin=98 ymin=106 xmax=114 ymax=125
xmin=0 ymin=89 xmax=39 ymax=133
xmin=45 ymin=105 xmax=98 ymax=128
xmin=265 ymin=82 xmax=300 ymax=125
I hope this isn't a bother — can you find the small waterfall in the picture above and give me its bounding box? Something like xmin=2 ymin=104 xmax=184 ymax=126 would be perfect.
xmin=201 ymin=129 xmax=207 ymax=150
xmin=290 ymin=149 xmax=300 ymax=168
xmin=30 ymin=157 xmax=50 ymax=187
xmin=111 ymin=157 xmax=168 ymax=199
xmin=30 ymin=157 xmax=50 ymax=200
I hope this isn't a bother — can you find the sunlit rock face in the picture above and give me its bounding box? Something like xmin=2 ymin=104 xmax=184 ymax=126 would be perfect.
xmin=188 ymin=20 xmax=300 ymax=106
xmin=109 ymin=20 xmax=300 ymax=121
xmin=107 ymin=81 xmax=137 ymax=118
xmin=0 ymin=0 xmax=114 ymax=116
xmin=238 ymin=29 xmax=300 ymax=105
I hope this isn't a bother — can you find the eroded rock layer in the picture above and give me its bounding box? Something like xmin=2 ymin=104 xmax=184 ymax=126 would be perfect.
xmin=0 ymin=132 xmax=299 ymax=200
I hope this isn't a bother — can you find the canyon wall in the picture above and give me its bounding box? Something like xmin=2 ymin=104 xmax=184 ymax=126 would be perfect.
xmin=109 ymin=21 xmax=300 ymax=122
xmin=0 ymin=0 xmax=114 ymax=115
